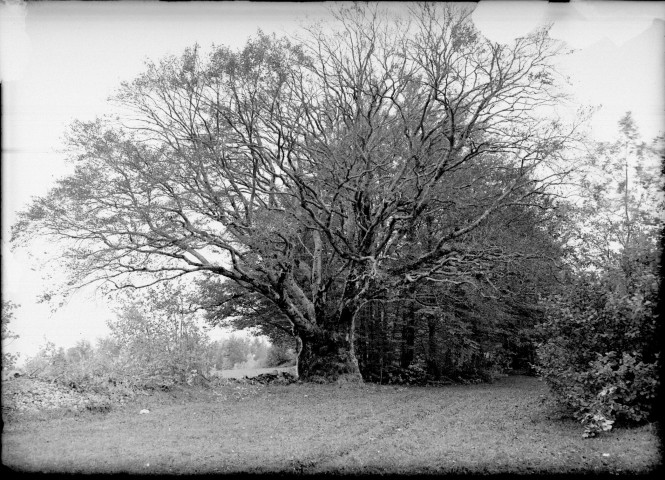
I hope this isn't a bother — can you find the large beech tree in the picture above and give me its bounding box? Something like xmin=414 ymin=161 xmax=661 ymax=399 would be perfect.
xmin=12 ymin=4 xmax=581 ymax=382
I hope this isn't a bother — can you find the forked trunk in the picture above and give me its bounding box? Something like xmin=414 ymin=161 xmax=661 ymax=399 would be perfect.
xmin=296 ymin=327 xmax=363 ymax=384
xmin=292 ymin=262 xmax=365 ymax=384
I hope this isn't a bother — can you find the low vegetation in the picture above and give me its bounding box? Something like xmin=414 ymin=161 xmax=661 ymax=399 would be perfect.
xmin=2 ymin=375 xmax=659 ymax=475
xmin=18 ymin=315 xmax=295 ymax=402
xmin=536 ymin=273 xmax=659 ymax=438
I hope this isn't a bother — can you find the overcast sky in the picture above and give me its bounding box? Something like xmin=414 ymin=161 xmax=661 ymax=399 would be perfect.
xmin=1 ymin=1 xmax=664 ymax=362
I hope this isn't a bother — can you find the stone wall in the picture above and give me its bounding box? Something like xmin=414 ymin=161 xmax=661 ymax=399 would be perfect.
xmin=2 ymin=377 xmax=112 ymax=413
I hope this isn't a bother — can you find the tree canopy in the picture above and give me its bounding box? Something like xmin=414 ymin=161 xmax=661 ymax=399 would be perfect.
xmin=12 ymin=3 xmax=584 ymax=382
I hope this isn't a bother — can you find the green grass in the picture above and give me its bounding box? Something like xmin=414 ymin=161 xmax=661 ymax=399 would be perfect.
xmin=2 ymin=376 xmax=661 ymax=474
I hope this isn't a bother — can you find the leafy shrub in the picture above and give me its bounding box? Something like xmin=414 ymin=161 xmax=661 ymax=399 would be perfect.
xmin=536 ymin=274 xmax=659 ymax=437
xmin=2 ymin=301 xmax=20 ymax=370
xmin=23 ymin=341 xmax=67 ymax=379
xmin=265 ymin=344 xmax=296 ymax=367
xmin=23 ymin=335 xmax=191 ymax=406
xmin=108 ymin=288 xmax=214 ymax=386
xmin=363 ymin=364 xmax=429 ymax=385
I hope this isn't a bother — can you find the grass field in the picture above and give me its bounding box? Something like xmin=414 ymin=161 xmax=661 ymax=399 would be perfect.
xmin=2 ymin=375 xmax=661 ymax=474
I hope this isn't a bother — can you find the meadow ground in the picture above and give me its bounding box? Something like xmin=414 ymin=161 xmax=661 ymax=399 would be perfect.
xmin=1 ymin=375 xmax=661 ymax=475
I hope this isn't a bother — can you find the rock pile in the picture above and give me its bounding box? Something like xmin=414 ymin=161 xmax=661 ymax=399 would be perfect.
xmin=242 ymin=371 xmax=298 ymax=385
xmin=2 ymin=371 xmax=299 ymax=414
xmin=1 ymin=377 xmax=110 ymax=413
xmin=215 ymin=371 xmax=298 ymax=387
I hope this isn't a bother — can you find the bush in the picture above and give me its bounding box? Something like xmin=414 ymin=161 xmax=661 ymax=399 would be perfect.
xmin=265 ymin=344 xmax=296 ymax=367
xmin=362 ymin=363 xmax=429 ymax=385
xmin=536 ymin=275 xmax=659 ymax=437
xmin=22 ymin=336 xmax=190 ymax=404
xmin=2 ymin=301 xmax=20 ymax=370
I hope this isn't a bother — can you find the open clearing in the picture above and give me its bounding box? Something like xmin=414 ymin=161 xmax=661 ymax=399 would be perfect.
xmin=2 ymin=375 xmax=660 ymax=474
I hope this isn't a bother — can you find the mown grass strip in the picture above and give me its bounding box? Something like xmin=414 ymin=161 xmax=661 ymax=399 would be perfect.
xmin=2 ymin=376 xmax=660 ymax=474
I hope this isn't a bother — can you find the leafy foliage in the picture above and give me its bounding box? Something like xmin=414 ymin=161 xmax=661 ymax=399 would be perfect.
xmin=11 ymin=3 xmax=581 ymax=382
xmin=535 ymin=114 xmax=662 ymax=437
xmin=354 ymin=202 xmax=560 ymax=384
xmin=198 ymin=279 xmax=297 ymax=350
xmin=24 ymin=341 xmax=66 ymax=379
xmin=20 ymin=290 xmax=291 ymax=401
xmin=106 ymin=286 xmax=212 ymax=387
xmin=208 ymin=335 xmax=273 ymax=370
xmin=536 ymin=277 xmax=659 ymax=437
xmin=2 ymin=301 xmax=20 ymax=370
xmin=265 ymin=343 xmax=297 ymax=367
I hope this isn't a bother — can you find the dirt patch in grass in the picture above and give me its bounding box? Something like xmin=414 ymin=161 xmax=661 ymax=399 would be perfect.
xmin=2 ymin=376 xmax=660 ymax=474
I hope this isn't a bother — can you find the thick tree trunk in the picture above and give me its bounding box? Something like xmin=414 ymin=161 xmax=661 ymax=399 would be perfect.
xmin=290 ymin=262 xmax=365 ymax=384
xmin=295 ymin=327 xmax=363 ymax=383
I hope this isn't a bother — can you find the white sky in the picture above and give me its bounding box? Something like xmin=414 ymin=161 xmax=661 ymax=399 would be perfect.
xmin=1 ymin=1 xmax=664 ymax=362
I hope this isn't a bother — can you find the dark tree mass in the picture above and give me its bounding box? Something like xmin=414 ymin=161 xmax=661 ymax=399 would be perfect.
xmin=10 ymin=4 xmax=601 ymax=383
